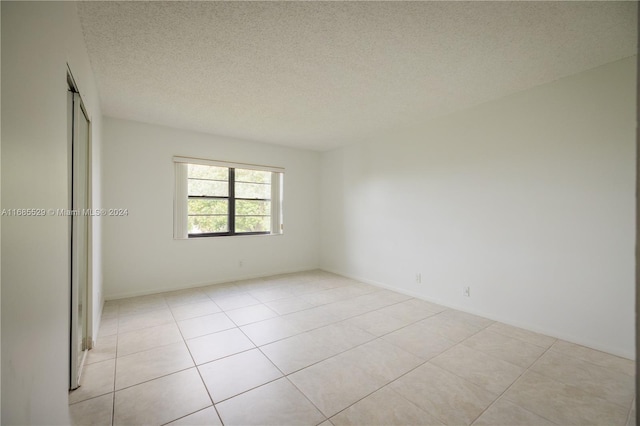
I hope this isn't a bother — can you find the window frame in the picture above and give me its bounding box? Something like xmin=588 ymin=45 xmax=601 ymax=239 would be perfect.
xmin=174 ymin=156 xmax=284 ymax=239
xmin=188 ymin=167 xmax=272 ymax=238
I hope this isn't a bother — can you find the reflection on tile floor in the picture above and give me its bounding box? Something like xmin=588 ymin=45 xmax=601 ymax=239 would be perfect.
xmin=69 ymin=270 xmax=636 ymax=426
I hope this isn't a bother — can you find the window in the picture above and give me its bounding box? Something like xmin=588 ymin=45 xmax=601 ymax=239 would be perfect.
xmin=174 ymin=157 xmax=283 ymax=238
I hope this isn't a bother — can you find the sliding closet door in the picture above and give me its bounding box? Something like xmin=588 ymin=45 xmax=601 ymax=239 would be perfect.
xmin=69 ymin=90 xmax=90 ymax=389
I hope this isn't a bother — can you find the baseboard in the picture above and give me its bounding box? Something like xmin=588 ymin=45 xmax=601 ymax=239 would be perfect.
xmin=105 ymin=265 xmax=321 ymax=300
xmin=91 ymin=296 xmax=106 ymax=348
xmin=320 ymin=267 xmax=635 ymax=360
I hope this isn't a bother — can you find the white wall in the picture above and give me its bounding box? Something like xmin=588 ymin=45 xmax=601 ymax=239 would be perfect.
xmin=102 ymin=118 xmax=321 ymax=299
xmin=321 ymin=57 xmax=636 ymax=359
xmin=1 ymin=2 xmax=103 ymax=424
xmin=90 ymin=107 xmax=104 ymax=340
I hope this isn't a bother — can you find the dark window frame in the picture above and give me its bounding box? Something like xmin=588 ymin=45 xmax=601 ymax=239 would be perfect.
xmin=188 ymin=167 xmax=271 ymax=238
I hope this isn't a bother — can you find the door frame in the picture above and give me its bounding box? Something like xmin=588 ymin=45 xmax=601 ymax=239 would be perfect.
xmin=68 ymin=67 xmax=93 ymax=390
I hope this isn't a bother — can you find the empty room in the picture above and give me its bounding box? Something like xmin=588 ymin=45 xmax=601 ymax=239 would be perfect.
xmin=1 ymin=1 xmax=637 ymax=425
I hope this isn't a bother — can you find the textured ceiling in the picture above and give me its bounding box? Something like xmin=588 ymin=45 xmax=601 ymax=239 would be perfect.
xmin=77 ymin=1 xmax=637 ymax=151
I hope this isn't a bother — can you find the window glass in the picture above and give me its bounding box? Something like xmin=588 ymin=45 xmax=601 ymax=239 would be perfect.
xmin=176 ymin=160 xmax=282 ymax=238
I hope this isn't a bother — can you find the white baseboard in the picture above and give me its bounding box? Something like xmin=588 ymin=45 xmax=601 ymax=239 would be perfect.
xmin=320 ymin=267 xmax=635 ymax=360
xmin=105 ymin=265 xmax=321 ymax=300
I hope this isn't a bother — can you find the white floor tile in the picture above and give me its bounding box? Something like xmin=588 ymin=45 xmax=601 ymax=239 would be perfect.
xmin=199 ymin=348 xmax=282 ymax=402
xmin=113 ymin=369 xmax=211 ymax=425
xmin=77 ymin=272 xmax=634 ymax=426
xmin=186 ymin=328 xmax=255 ymax=365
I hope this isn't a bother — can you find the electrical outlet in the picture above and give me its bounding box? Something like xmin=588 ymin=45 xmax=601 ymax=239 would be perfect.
xmin=238 ymin=260 xmax=244 ymax=268
xmin=463 ymin=286 xmax=470 ymax=297
xmin=416 ymin=273 xmax=422 ymax=284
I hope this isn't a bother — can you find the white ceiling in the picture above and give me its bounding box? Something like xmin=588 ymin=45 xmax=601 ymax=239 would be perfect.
xmin=77 ymin=1 xmax=637 ymax=151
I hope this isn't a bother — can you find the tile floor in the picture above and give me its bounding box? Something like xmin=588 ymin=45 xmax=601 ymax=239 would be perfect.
xmin=69 ymin=270 xmax=636 ymax=426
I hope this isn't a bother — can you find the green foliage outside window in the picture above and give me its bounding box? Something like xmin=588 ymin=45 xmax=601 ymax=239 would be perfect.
xmin=187 ymin=166 xmax=272 ymax=234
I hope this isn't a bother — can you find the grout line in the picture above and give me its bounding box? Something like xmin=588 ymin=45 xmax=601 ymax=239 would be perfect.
xmin=68 ymin=391 xmax=115 ymax=407
xmin=467 ymin=342 xmax=558 ymax=425
xmin=266 ymin=306 xmax=459 ymax=420
xmin=169 ymin=300 xmax=226 ymax=426
xmin=236 ymin=295 xmax=436 ymax=349
xmin=308 ymin=304 xmax=553 ymax=423
xmin=98 ymin=270 xmax=622 ymax=426
xmin=159 ymin=406 xmax=215 ymax=426
xmin=309 ymin=319 xmax=493 ymax=424
xmin=283 ymin=375 xmax=329 ymax=423
xmin=92 ymin=272 xmax=340 ymax=420
xmin=319 ymin=344 xmax=434 ymax=423
xmin=109 ymin=391 xmax=115 ymax=426
xmin=193 ymin=345 xmax=258 ymax=366
xmin=211 ymin=376 xmax=284 ymax=405
xmin=201 ymin=280 xmax=378 ymax=423
xmin=115 ymin=337 xmax=184 ymax=360
xmin=203 ymin=294 xmax=438 ymax=367
xmin=111 ymin=365 xmax=196 ymax=393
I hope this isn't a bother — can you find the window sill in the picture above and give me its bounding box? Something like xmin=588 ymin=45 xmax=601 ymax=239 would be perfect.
xmin=174 ymin=233 xmax=283 ymax=241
